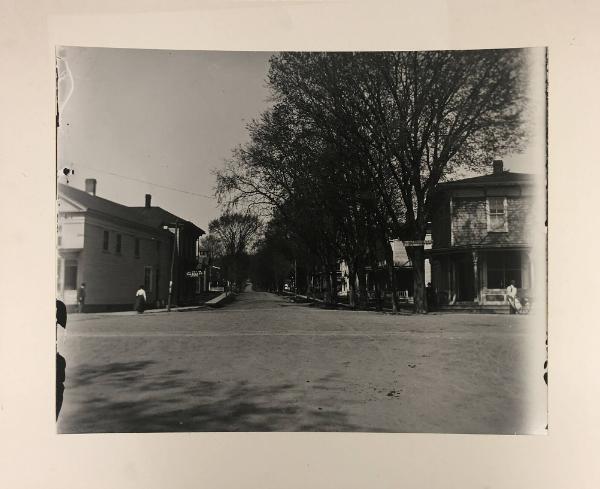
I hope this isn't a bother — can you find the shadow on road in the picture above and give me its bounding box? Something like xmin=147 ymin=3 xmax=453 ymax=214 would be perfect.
xmin=59 ymin=360 xmax=373 ymax=433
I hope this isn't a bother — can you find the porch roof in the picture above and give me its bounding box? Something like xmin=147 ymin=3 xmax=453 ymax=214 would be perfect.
xmin=427 ymin=244 xmax=531 ymax=256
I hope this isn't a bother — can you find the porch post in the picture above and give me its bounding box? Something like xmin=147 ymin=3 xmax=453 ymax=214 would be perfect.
xmin=472 ymin=251 xmax=480 ymax=304
xmin=446 ymin=258 xmax=452 ymax=305
xmin=450 ymin=260 xmax=456 ymax=305
xmin=527 ymin=251 xmax=534 ymax=288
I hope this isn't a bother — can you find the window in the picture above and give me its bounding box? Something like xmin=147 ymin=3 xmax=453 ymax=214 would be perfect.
xmin=487 ymin=197 xmax=507 ymax=232
xmin=487 ymin=252 xmax=521 ymax=289
xmin=116 ymin=234 xmax=122 ymax=253
xmin=144 ymin=266 xmax=153 ymax=292
xmin=64 ymin=260 xmax=78 ymax=290
xmin=134 ymin=238 xmax=140 ymax=258
xmin=103 ymin=230 xmax=109 ymax=250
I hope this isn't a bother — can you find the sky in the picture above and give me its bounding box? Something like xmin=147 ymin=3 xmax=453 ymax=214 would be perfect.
xmin=57 ymin=47 xmax=273 ymax=229
xmin=57 ymin=47 xmax=546 ymax=230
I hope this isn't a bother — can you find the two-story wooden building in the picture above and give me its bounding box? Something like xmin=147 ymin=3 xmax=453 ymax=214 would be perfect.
xmin=428 ymin=160 xmax=540 ymax=311
xmin=57 ymin=179 xmax=205 ymax=312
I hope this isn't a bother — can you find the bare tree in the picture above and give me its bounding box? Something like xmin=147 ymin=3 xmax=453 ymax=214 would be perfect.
xmin=208 ymin=212 xmax=261 ymax=289
xmin=267 ymin=50 xmax=527 ymax=312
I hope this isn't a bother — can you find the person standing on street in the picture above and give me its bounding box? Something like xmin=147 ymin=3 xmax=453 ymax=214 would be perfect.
xmin=506 ymin=280 xmax=521 ymax=314
xmin=135 ymin=285 xmax=147 ymax=313
xmin=77 ymin=283 xmax=86 ymax=313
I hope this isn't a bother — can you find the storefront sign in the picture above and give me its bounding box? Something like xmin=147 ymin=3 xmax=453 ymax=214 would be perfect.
xmin=402 ymin=239 xmax=432 ymax=247
xmin=185 ymin=270 xmax=203 ymax=278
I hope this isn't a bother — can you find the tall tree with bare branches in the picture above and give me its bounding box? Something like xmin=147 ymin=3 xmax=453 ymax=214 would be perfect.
xmin=218 ymin=50 xmax=527 ymax=312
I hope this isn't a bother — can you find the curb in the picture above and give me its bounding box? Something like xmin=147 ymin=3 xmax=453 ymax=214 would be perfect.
xmin=205 ymin=291 xmax=237 ymax=308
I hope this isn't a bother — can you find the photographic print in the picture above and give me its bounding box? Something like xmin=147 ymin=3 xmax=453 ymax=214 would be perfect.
xmin=55 ymin=47 xmax=547 ymax=434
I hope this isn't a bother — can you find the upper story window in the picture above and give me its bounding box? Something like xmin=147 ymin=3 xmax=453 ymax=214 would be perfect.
xmin=134 ymin=238 xmax=140 ymax=258
xmin=103 ymin=230 xmax=109 ymax=250
xmin=487 ymin=196 xmax=508 ymax=232
xmin=116 ymin=234 xmax=122 ymax=254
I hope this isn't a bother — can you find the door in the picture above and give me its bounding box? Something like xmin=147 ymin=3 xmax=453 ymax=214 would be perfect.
xmin=456 ymin=254 xmax=475 ymax=301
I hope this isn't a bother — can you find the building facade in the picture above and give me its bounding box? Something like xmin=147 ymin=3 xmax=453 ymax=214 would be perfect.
xmin=337 ymin=237 xmax=430 ymax=302
xmin=428 ymin=160 xmax=538 ymax=309
xmin=57 ymin=179 xmax=205 ymax=312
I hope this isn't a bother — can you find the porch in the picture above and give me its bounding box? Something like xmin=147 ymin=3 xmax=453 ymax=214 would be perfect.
xmin=429 ymin=247 xmax=533 ymax=310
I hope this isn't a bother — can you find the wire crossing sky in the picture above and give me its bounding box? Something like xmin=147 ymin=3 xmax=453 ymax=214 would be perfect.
xmin=57 ymin=48 xmax=272 ymax=227
xmin=57 ymin=48 xmax=545 ymax=229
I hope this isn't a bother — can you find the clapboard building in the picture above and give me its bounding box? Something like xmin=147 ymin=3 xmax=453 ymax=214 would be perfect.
xmin=57 ymin=179 xmax=205 ymax=312
xmin=428 ymin=160 xmax=538 ymax=311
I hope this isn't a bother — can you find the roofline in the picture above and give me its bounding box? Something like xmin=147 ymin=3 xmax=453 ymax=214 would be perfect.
xmin=439 ymin=180 xmax=535 ymax=189
xmin=129 ymin=206 xmax=205 ymax=236
xmin=58 ymin=191 xmax=169 ymax=235
xmin=427 ymin=244 xmax=532 ymax=255
xmin=58 ymin=186 xmax=205 ymax=236
xmin=86 ymin=209 xmax=169 ymax=235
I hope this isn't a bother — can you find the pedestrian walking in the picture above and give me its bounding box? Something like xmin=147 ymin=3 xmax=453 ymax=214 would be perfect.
xmin=426 ymin=282 xmax=437 ymax=312
xmin=135 ymin=285 xmax=147 ymax=313
xmin=506 ymin=280 xmax=521 ymax=314
xmin=77 ymin=283 xmax=86 ymax=313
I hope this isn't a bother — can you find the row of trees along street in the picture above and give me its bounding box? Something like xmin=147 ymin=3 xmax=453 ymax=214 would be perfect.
xmin=200 ymin=212 xmax=261 ymax=292
xmin=214 ymin=50 xmax=528 ymax=312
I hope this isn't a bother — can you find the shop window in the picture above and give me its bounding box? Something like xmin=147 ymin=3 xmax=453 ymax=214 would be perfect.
xmin=64 ymin=260 xmax=78 ymax=290
xmin=103 ymin=230 xmax=109 ymax=250
xmin=487 ymin=252 xmax=521 ymax=289
xmin=487 ymin=197 xmax=508 ymax=232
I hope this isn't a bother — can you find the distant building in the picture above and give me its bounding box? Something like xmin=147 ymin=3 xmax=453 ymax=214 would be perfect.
xmin=338 ymin=235 xmax=431 ymax=302
xmin=428 ymin=160 xmax=537 ymax=310
xmin=57 ymin=179 xmax=205 ymax=312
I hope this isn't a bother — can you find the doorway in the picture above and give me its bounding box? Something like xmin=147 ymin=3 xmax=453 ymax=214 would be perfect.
xmin=455 ymin=254 xmax=475 ymax=301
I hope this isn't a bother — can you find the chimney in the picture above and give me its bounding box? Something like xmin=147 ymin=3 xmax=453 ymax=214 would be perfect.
xmin=492 ymin=159 xmax=504 ymax=175
xmin=145 ymin=194 xmax=152 ymax=208
xmin=85 ymin=178 xmax=97 ymax=196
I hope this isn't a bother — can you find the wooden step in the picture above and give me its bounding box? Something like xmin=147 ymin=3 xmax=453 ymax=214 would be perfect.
xmin=438 ymin=304 xmax=511 ymax=314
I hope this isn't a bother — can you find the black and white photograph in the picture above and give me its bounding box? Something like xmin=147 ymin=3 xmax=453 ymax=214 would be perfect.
xmin=55 ymin=46 xmax=547 ymax=434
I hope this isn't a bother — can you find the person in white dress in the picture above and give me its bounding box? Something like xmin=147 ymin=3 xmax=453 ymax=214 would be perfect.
xmin=506 ymin=280 xmax=521 ymax=314
xmin=135 ymin=285 xmax=147 ymax=313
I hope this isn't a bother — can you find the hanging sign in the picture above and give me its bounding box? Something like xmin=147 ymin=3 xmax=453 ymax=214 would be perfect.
xmin=402 ymin=240 xmax=432 ymax=247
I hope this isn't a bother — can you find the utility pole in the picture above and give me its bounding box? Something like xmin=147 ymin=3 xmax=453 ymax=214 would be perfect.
xmin=166 ymin=220 xmax=180 ymax=312
xmin=294 ymin=259 xmax=298 ymax=296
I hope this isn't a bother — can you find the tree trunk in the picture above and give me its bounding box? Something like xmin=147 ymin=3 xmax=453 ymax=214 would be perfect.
xmin=357 ymin=263 xmax=368 ymax=309
xmin=323 ymin=269 xmax=333 ymax=306
xmin=329 ymin=269 xmax=338 ymax=305
xmin=385 ymin=243 xmax=399 ymax=313
xmin=347 ymin=262 xmax=357 ymax=309
xmin=305 ymin=271 xmax=312 ymax=299
xmin=407 ymin=245 xmax=427 ymax=313
xmin=374 ymin=268 xmax=383 ymax=311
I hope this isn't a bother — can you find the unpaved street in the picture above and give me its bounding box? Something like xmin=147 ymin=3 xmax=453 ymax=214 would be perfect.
xmin=57 ymin=286 xmax=546 ymax=433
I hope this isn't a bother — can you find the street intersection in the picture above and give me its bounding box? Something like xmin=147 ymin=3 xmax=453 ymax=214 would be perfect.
xmin=57 ymin=286 xmax=546 ymax=434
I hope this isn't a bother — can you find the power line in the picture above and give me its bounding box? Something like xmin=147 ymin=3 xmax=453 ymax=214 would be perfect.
xmin=75 ymin=164 xmax=215 ymax=199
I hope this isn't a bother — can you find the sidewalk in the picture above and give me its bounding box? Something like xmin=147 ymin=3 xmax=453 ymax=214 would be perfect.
xmin=67 ymin=291 xmax=239 ymax=320
xmin=279 ymin=291 xmax=415 ymax=314
xmin=67 ymin=304 xmax=209 ymax=320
